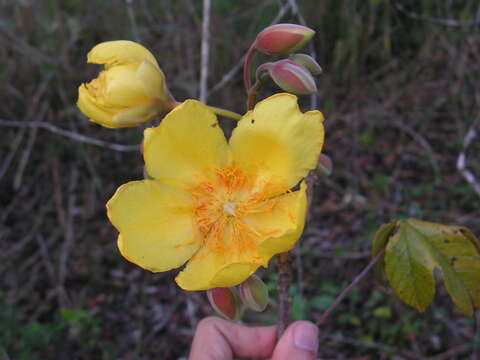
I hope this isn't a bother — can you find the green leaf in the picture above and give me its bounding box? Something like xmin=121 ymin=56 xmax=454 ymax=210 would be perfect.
xmin=385 ymin=219 xmax=480 ymax=316
xmin=371 ymin=221 xmax=397 ymax=283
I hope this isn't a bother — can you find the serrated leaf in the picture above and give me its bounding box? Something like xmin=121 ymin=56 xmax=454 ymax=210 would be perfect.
xmin=371 ymin=221 xmax=397 ymax=283
xmin=385 ymin=219 xmax=480 ymax=316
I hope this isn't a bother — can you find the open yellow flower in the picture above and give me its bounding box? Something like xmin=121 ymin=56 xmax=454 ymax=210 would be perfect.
xmin=106 ymin=93 xmax=324 ymax=290
xmin=77 ymin=40 xmax=175 ymax=128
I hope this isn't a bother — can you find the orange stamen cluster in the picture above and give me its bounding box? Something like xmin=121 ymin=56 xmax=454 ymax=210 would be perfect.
xmin=190 ymin=165 xmax=282 ymax=257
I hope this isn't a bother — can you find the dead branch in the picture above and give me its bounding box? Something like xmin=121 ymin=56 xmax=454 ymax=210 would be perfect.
xmin=13 ymin=103 xmax=48 ymax=190
xmin=199 ymin=0 xmax=211 ymax=103
xmin=0 ymin=127 xmax=26 ymax=182
xmin=0 ymin=119 xmax=138 ymax=152
xmin=457 ymin=115 xmax=480 ymax=198
xmin=393 ymin=119 xmax=440 ymax=183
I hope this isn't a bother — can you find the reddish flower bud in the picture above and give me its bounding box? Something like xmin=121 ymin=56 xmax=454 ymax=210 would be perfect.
xmin=207 ymin=287 xmax=240 ymax=321
xmin=239 ymin=275 xmax=269 ymax=312
xmin=289 ymin=54 xmax=322 ymax=75
xmin=255 ymin=23 xmax=315 ymax=55
xmin=317 ymin=153 xmax=333 ymax=176
xmin=269 ymin=59 xmax=317 ymax=95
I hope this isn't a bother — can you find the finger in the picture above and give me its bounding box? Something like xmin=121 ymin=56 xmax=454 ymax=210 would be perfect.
xmin=272 ymin=321 xmax=319 ymax=360
xmin=189 ymin=317 xmax=277 ymax=360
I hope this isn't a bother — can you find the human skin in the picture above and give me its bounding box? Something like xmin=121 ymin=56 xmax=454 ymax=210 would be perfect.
xmin=189 ymin=317 xmax=319 ymax=360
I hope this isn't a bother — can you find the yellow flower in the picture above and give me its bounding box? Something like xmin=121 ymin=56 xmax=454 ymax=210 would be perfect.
xmin=77 ymin=40 xmax=175 ymax=128
xmin=106 ymin=93 xmax=324 ymax=290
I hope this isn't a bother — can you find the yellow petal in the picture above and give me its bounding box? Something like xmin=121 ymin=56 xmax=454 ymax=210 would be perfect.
xmin=175 ymin=246 xmax=260 ymax=291
xmin=253 ymin=182 xmax=308 ymax=262
xmin=112 ymin=101 xmax=163 ymax=128
xmin=107 ymin=180 xmax=200 ymax=272
xmin=103 ymin=64 xmax=149 ymax=107
xmin=143 ymin=100 xmax=230 ymax=185
xmin=136 ymin=61 xmax=167 ymax=101
xmin=230 ymin=93 xmax=324 ymax=192
xmin=77 ymin=84 xmax=116 ymax=128
xmin=87 ymin=40 xmax=159 ymax=69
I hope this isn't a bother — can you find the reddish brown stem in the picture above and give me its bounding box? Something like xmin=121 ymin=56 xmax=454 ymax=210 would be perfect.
xmin=247 ymin=90 xmax=257 ymax=111
xmin=243 ymin=44 xmax=256 ymax=94
xmin=247 ymin=81 xmax=262 ymax=110
xmin=277 ymin=251 xmax=292 ymax=338
xmin=316 ymin=249 xmax=385 ymax=326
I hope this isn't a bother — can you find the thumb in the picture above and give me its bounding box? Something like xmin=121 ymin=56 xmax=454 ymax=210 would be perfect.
xmin=189 ymin=317 xmax=277 ymax=360
xmin=272 ymin=321 xmax=319 ymax=360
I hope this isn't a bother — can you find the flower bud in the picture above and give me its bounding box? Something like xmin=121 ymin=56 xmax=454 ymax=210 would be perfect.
xmin=77 ymin=40 xmax=175 ymax=128
xmin=255 ymin=23 xmax=315 ymax=55
xmin=289 ymin=54 xmax=322 ymax=75
xmin=317 ymin=153 xmax=333 ymax=176
xmin=239 ymin=274 xmax=269 ymax=312
xmin=268 ymin=59 xmax=317 ymax=95
xmin=207 ymin=287 xmax=240 ymax=321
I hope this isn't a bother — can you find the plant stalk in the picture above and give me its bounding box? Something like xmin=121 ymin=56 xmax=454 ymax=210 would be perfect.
xmin=243 ymin=44 xmax=257 ymax=94
xmin=277 ymin=251 xmax=292 ymax=338
xmin=316 ymin=249 xmax=385 ymax=325
xmin=206 ymin=106 xmax=242 ymax=121
xmin=173 ymin=101 xmax=242 ymax=121
xmin=247 ymin=81 xmax=262 ymax=111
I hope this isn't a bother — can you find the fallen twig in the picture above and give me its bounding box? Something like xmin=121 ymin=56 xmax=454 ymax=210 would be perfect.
xmin=0 ymin=119 xmax=138 ymax=152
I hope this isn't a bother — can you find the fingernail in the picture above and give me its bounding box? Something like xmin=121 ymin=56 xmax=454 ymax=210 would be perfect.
xmin=293 ymin=322 xmax=319 ymax=352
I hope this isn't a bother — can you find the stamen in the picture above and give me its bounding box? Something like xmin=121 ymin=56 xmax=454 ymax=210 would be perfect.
xmin=191 ymin=165 xmax=285 ymax=256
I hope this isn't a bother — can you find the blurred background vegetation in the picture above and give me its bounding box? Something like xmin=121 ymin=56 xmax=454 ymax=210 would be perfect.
xmin=1 ymin=0 xmax=479 ymax=358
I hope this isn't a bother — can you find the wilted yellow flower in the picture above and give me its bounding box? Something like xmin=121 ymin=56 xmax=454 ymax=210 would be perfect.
xmin=77 ymin=40 xmax=175 ymax=128
xmin=106 ymin=93 xmax=324 ymax=290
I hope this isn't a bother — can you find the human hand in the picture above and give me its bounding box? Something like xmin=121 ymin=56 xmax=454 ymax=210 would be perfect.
xmin=189 ymin=317 xmax=319 ymax=360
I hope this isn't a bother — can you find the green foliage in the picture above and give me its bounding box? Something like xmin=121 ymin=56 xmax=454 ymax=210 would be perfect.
xmin=0 ymin=297 xmax=103 ymax=359
xmin=371 ymin=220 xmax=397 ymax=282
xmin=373 ymin=219 xmax=480 ymax=315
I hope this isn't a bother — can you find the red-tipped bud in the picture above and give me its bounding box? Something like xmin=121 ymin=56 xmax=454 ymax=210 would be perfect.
xmin=255 ymin=23 xmax=315 ymax=55
xmin=207 ymin=287 xmax=240 ymax=321
xmin=317 ymin=153 xmax=333 ymax=176
xmin=269 ymin=59 xmax=317 ymax=95
xmin=239 ymin=275 xmax=269 ymax=312
xmin=289 ymin=54 xmax=322 ymax=75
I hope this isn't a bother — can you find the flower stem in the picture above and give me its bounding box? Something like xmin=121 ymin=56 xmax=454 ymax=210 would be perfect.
xmin=247 ymin=80 xmax=262 ymax=110
xmin=277 ymin=251 xmax=292 ymax=338
xmin=243 ymin=44 xmax=257 ymax=94
xmin=206 ymin=106 xmax=242 ymax=121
